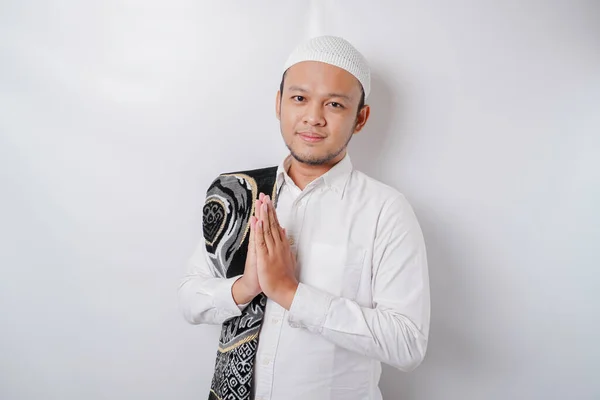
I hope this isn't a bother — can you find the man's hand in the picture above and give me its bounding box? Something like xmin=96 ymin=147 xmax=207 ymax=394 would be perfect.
xmin=254 ymin=194 xmax=298 ymax=310
xmin=232 ymin=195 xmax=267 ymax=305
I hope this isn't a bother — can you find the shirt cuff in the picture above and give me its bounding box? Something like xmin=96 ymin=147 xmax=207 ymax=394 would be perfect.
xmin=212 ymin=275 xmax=245 ymax=320
xmin=287 ymin=282 xmax=334 ymax=333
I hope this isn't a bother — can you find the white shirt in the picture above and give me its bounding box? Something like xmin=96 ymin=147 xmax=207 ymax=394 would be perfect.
xmin=179 ymin=153 xmax=430 ymax=400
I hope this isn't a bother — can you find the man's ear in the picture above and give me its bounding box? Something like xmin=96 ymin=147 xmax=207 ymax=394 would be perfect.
xmin=275 ymin=90 xmax=281 ymax=120
xmin=353 ymin=105 xmax=371 ymax=133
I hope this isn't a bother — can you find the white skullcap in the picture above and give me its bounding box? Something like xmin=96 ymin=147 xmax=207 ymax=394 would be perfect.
xmin=283 ymin=35 xmax=371 ymax=98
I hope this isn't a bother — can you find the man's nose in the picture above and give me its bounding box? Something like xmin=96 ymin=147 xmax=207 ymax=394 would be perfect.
xmin=303 ymin=102 xmax=325 ymax=126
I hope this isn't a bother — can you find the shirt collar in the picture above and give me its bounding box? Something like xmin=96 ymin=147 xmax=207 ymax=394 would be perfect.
xmin=275 ymin=152 xmax=353 ymax=199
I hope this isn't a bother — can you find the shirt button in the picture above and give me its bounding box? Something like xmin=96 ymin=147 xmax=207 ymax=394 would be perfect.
xmin=271 ymin=317 xmax=280 ymax=324
xmin=261 ymin=357 xmax=270 ymax=366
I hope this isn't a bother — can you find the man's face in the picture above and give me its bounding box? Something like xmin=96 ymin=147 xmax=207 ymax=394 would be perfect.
xmin=276 ymin=61 xmax=369 ymax=166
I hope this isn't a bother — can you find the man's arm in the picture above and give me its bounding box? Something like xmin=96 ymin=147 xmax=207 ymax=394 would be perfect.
xmin=178 ymin=192 xmax=270 ymax=325
xmin=177 ymin=237 xmax=248 ymax=325
xmin=286 ymin=195 xmax=430 ymax=371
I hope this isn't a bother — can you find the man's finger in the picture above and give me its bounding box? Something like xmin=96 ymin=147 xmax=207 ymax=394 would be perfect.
xmin=248 ymin=216 xmax=256 ymax=255
xmin=266 ymin=195 xmax=281 ymax=224
xmin=261 ymin=202 xmax=275 ymax=252
xmin=265 ymin=196 xmax=282 ymax=242
xmin=255 ymin=199 xmax=262 ymax=220
xmin=278 ymin=226 xmax=288 ymax=246
xmin=255 ymin=218 xmax=268 ymax=255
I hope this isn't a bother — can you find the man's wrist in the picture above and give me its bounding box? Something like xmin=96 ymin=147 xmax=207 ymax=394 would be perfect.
xmin=272 ymin=279 xmax=299 ymax=310
xmin=232 ymin=276 xmax=257 ymax=305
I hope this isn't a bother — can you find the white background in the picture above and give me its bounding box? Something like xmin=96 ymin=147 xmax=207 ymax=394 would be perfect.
xmin=1 ymin=1 xmax=599 ymax=399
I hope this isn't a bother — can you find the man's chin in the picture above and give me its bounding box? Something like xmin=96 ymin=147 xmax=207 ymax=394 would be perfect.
xmin=289 ymin=149 xmax=334 ymax=166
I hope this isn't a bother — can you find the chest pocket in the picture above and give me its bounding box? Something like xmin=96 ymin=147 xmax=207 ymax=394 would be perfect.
xmin=299 ymin=242 xmax=366 ymax=300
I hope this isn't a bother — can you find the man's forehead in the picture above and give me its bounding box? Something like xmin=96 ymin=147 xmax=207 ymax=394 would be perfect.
xmin=284 ymin=61 xmax=363 ymax=96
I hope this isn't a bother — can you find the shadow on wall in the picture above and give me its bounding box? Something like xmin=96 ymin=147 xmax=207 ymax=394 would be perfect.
xmin=379 ymin=207 xmax=477 ymax=399
xmin=348 ymin=70 xmax=397 ymax=178
xmin=350 ymin=71 xmax=482 ymax=399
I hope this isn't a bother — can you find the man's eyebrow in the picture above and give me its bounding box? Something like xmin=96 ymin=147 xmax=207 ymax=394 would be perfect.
xmin=287 ymin=86 xmax=308 ymax=93
xmin=287 ymin=86 xmax=352 ymax=101
xmin=326 ymin=93 xmax=352 ymax=101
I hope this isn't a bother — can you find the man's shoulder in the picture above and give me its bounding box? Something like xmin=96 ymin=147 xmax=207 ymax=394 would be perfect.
xmin=350 ymin=169 xmax=406 ymax=204
xmin=205 ymin=165 xmax=279 ymax=195
xmin=219 ymin=165 xmax=278 ymax=179
xmin=208 ymin=165 xmax=278 ymax=185
xmin=350 ymin=169 xmax=418 ymax=223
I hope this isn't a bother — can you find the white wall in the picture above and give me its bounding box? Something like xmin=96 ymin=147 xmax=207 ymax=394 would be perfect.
xmin=1 ymin=1 xmax=598 ymax=399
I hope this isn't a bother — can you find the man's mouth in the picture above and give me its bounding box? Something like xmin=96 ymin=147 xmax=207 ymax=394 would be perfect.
xmin=297 ymin=132 xmax=325 ymax=142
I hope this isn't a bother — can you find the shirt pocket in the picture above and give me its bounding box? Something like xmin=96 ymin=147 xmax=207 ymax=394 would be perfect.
xmin=299 ymin=242 xmax=366 ymax=300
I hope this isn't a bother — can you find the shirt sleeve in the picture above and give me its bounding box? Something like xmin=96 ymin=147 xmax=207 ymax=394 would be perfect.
xmin=287 ymin=194 xmax=430 ymax=372
xmin=178 ymin=237 xmax=246 ymax=325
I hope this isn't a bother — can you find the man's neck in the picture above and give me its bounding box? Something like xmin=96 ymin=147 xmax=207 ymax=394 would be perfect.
xmin=287 ymin=151 xmax=345 ymax=191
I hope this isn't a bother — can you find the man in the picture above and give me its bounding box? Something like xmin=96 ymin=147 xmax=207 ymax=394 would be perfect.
xmin=179 ymin=35 xmax=430 ymax=400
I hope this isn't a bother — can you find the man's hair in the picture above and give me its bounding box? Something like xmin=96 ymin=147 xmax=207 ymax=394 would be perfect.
xmin=279 ymin=71 xmax=366 ymax=116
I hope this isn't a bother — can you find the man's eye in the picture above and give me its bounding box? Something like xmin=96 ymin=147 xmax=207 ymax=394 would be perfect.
xmin=329 ymin=102 xmax=344 ymax=108
xmin=292 ymin=96 xmax=305 ymax=102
